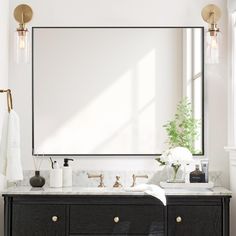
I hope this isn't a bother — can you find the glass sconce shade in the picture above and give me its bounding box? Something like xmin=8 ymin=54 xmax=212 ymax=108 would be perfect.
xmin=14 ymin=29 xmax=29 ymax=64
xmin=206 ymin=31 xmax=220 ymax=64
xmin=13 ymin=4 xmax=33 ymax=64
xmin=201 ymin=4 xmax=222 ymax=64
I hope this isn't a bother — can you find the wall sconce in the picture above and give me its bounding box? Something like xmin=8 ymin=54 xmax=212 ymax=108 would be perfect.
xmin=201 ymin=4 xmax=221 ymax=64
xmin=13 ymin=4 xmax=33 ymax=64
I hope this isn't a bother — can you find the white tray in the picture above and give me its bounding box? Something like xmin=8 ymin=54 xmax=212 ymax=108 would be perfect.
xmin=160 ymin=181 xmax=214 ymax=189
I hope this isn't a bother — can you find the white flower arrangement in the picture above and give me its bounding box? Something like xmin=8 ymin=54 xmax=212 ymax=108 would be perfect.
xmin=156 ymin=147 xmax=193 ymax=181
xmin=157 ymin=147 xmax=193 ymax=166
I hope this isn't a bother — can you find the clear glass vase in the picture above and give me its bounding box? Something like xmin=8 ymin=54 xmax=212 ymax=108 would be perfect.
xmin=167 ymin=164 xmax=186 ymax=183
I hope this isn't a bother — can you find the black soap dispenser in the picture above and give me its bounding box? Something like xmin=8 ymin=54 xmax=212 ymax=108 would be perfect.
xmin=190 ymin=164 xmax=205 ymax=183
xmin=62 ymin=158 xmax=74 ymax=187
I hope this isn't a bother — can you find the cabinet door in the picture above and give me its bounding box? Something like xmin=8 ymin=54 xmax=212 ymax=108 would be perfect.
xmin=168 ymin=205 xmax=222 ymax=236
xmin=12 ymin=204 xmax=66 ymax=236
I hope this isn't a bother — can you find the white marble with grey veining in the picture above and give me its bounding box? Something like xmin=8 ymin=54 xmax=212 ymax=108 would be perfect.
xmin=17 ymin=169 xmax=225 ymax=188
xmin=3 ymin=168 xmax=230 ymax=196
xmin=1 ymin=186 xmax=232 ymax=196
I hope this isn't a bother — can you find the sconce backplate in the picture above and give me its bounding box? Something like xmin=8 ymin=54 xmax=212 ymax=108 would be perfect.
xmin=201 ymin=4 xmax=221 ymax=24
xmin=14 ymin=4 xmax=33 ymax=24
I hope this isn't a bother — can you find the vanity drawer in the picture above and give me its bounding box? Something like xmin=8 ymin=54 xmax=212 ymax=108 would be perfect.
xmin=70 ymin=204 xmax=165 ymax=235
xmin=12 ymin=204 xmax=66 ymax=236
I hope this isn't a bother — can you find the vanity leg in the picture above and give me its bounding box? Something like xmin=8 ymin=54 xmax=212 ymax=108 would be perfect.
xmin=222 ymin=197 xmax=230 ymax=236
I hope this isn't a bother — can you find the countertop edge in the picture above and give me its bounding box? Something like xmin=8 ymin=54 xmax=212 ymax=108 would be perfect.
xmin=1 ymin=186 xmax=232 ymax=197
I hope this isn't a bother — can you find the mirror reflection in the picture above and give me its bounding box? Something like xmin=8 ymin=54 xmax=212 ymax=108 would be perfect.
xmin=33 ymin=27 xmax=203 ymax=155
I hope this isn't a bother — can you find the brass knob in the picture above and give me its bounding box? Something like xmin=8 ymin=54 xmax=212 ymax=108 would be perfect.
xmin=52 ymin=216 xmax=58 ymax=222
xmin=176 ymin=216 xmax=182 ymax=223
xmin=114 ymin=216 xmax=119 ymax=223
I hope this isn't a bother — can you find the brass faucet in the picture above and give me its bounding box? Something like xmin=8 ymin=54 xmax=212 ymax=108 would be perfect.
xmin=87 ymin=173 xmax=106 ymax=187
xmin=113 ymin=176 xmax=123 ymax=188
xmin=131 ymin=174 xmax=148 ymax=187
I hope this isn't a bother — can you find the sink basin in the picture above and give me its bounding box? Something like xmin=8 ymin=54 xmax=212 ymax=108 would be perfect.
xmin=71 ymin=187 xmax=142 ymax=193
xmin=36 ymin=186 xmax=145 ymax=195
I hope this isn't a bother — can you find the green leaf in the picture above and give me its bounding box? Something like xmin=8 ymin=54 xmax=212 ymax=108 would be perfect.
xmin=163 ymin=97 xmax=200 ymax=154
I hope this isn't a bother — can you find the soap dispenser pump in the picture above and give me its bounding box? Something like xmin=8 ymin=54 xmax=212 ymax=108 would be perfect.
xmin=63 ymin=158 xmax=74 ymax=187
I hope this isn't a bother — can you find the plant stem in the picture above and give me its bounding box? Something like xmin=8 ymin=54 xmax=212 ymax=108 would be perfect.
xmin=172 ymin=164 xmax=181 ymax=181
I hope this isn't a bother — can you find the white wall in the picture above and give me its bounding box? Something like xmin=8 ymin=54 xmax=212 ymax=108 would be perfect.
xmin=8 ymin=0 xmax=229 ymax=186
xmin=0 ymin=0 xmax=9 ymax=234
xmin=0 ymin=1 xmax=9 ymax=115
xmin=228 ymin=0 xmax=236 ymax=12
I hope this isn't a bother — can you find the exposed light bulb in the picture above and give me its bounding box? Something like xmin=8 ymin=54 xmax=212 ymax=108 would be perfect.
xmin=14 ymin=29 xmax=29 ymax=64
xmin=18 ymin=35 xmax=26 ymax=49
xmin=206 ymin=32 xmax=220 ymax=64
xmin=210 ymin=35 xmax=218 ymax=49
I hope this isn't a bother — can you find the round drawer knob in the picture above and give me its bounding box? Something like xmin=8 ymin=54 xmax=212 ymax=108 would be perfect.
xmin=52 ymin=216 xmax=58 ymax=222
xmin=176 ymin=216 xmax=182 ymax=223
xmin=114 ymin=216 xmax=119 ymax=223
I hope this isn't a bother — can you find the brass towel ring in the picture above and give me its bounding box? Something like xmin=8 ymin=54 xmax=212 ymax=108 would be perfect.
xmin=0 ymin=89 xmax=13 ymax=113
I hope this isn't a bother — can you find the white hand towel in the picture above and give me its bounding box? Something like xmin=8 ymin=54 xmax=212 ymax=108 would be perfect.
xmin=125 ymin=184 xmax=166 ymax=206
xmin=0 ymin=112 xmax=9 ymax=176
xmin=0 ymin=110 xmax=23 ymax=182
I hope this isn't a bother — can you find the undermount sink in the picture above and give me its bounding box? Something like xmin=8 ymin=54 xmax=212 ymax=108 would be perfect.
xmin=67 ymin=187 xmax=140 ymax=193
xmin=32 ymin=186 xmax=144 ymax=195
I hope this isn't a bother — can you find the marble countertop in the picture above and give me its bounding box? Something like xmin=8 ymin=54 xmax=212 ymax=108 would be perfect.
xmin=1 ymin=186 xmax=232 ymax=196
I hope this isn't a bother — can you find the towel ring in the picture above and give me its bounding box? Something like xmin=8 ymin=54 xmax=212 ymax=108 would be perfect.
xmin=0 ymin=89 xmax=13 ymax=113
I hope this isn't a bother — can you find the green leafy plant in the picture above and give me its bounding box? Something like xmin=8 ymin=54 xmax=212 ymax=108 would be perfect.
xmin=163 ymin=98 xmax=200 ymax=154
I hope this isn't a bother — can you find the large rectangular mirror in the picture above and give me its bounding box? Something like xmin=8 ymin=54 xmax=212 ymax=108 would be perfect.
xmin=32 ymin=27 xmax=204 ymax=156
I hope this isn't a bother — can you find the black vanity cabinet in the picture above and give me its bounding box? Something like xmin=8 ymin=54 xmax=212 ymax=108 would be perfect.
xmin=167 ymin=196 xmax=230 ymax=236
xmin=3 ymin=194 xmax=230 ymax=236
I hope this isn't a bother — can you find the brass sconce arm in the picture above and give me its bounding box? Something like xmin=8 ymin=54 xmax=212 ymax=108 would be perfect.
xmin=201 ymin=4 xmax=221 ymax=35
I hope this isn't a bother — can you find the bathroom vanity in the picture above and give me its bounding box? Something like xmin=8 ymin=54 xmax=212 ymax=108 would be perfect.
xmin=3 ymin=187 xmax=231 ymax=236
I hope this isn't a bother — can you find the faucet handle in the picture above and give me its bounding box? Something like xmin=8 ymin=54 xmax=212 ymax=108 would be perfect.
xmin=113 ymin=176 xmax=123 ymax=188
xmin=87 ymin=173 xmax=106 ymax=188
xmin=131 ymin=174 xmax=148 ymax=187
